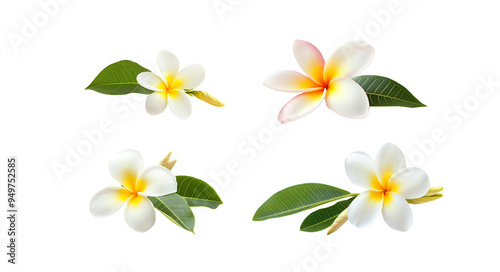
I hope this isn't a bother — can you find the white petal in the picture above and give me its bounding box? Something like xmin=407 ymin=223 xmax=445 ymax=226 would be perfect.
xmin=124 ymin=195 xmax=156 ymax=232
xmin=323 ymin=41 xmax=375 ymax=82
xmin=89 ymin=186 xmax=133 ymax=217
xmin=324 ymin=77 xmax=369 ymax=118
xmin=157 ymin=50 xmax=180 ymax=86
xmin=136 ymin=165 xmax=177 ymax=196
xmin=171 ymin=64 xmax=205 ymax=90
xmin=345 ymin=152 xmax=383 ymax=191
xmin=348 ymin=190 xmax=384 ymax=228
xmin=145 ymin=92 xmax=168 ymax=115
xmin=375 ymin=143 xmax=406 ymax=188
xmin=293 ymin=40 xmax=326 ymax=85
xmin=263 ymin=70 xmax=323 ymax=92
xmin=278 ymin=90 xmax=325 ymax=123
xmin=108 ymin=150 xmax=143 ymax=191
xmin=168 ymin=89 xmax=192 ymax=119
xmin=382 ymin=192 xmax=413 ymax=231
xmin=137 ymin=72 xmax=167 ymax=92
xmin=388 ymin=167 xmax=430 ymax=199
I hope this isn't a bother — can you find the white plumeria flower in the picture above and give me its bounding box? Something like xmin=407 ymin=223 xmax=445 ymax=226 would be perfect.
xmin=137 ymin=50 xmax=205 ymax=119
xmin=345 ymin=143 xmax=430 ymax=232
xmin=264 ymin=40 xmax=374 ymax=123
xmin=89 ymin=150 xmax=177 ymax=232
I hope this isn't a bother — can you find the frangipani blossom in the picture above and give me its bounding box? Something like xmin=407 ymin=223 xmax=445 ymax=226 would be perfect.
xmin=264 ymin=40 xmax=374 ymax=123
xmin=345 ymin=143 xmax=430 ymax=232
xmin=90 ymin=150 xmax=177 ymax=232
xmin=137 ymin=50 xmax=205 ymax=119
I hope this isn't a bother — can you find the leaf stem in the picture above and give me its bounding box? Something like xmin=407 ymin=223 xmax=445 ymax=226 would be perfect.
xmin=341 ymin=193 xmax=359 ymax=200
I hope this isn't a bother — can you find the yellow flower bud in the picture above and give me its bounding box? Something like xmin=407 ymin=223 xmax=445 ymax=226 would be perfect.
xmin=159 ymin=151 xmax=176 ymax=170
xmin=165 ymin=160 xmax=177 ymax=171
xmin=425 ymin=186 xmax=444 ymax=196
xmin=192 ymin=91 xmax=225 ymax=107
xmin=327 ymin=208 xmax=348 ymax=235
xmin=407 ymin=194 xmax=443 ymax=204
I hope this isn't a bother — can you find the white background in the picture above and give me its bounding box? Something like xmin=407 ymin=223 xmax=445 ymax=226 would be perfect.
xmin=1 ymin=0 xmax=500 ymax=271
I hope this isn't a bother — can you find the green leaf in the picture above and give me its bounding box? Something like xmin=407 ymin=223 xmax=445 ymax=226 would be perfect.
xmin=176 ymin=175 xmax=223 ymax=209
xmin=85 ymin=60 xmax=154 ymax=95
xmin=148 ymin=193 xmax=195 ymax=233
xmin=352 ymin=75 xmax=426 ymax=107
xmin=300 ymin=197 xmax=355 ymax=232
xmin=253 ymin=183 xmax=352 ymax=221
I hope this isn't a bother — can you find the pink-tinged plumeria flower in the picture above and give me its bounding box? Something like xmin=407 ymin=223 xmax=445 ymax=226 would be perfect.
xmin=264 ymin=40 xmax=374 ymax=123
xmin=90 ymin=150 xmax=177 ymax=232
xmin=345 ymin=143 xmax=430 ymax=232
xmin=137 ymin=50 xmax=205 ymax=119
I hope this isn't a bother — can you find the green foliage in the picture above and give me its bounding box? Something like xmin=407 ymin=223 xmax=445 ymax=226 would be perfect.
xmin=149 ymin=193 xmax=195 ymax=233
xmin=86 ymin=60 xmax=153 ymax=95
xmin=176 ymin=175 xmax=223 ymax=209
xmin=300 ymin=197 xmax=355 ymax=232
xmin=253 ymin=183 xmax=352 ymax=221
xmin=353 ymin=75 xmax=426 ymax=107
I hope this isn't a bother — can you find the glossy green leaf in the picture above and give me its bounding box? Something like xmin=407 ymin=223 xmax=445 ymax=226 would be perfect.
xmin=300 ymin=197 xmax=355 ymax=232
xmin=148 ymin=193 xmax=195 ymax=233
xmin=85 ymin=60 xmax=154 ymax=95
xmin=352 ymin=75 xmax=426 ymax=107
xmin=253 ymin=183 xmax=352 ymax=221
xmin=176 ymin=175 xmax=223 ymax=209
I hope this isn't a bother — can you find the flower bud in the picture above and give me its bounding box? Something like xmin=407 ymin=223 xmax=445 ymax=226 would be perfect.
xmin=192 ymin=91 xmax=225 ymax=107
xmin=159 ymin=151 xmax=176 ymax=170
xmin=327 ymin=208 xmax=348 ymax=235
xmin=407 ymin=194 xmax=443 ymax=204
xmin=425 ymin=186 xmax=444 ymax=196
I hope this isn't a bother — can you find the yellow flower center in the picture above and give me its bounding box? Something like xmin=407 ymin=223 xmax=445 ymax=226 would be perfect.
xmin=122 ymin=171 xmax=138 ymax=192
xmin=371 ymin=171 xmax=398 ymax=194
xmin=121 ymin=170 xmax=147 ymax=196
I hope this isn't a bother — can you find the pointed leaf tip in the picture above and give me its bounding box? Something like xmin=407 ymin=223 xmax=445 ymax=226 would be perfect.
xmin=352 ymin=75 xmax=426 ymax=108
